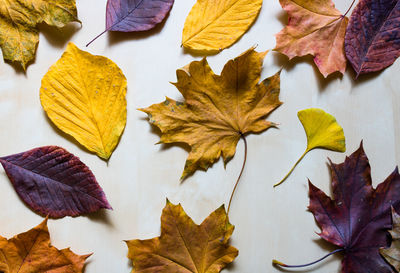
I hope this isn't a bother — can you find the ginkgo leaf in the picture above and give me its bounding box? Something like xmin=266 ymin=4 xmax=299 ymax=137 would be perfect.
xmin=274 ymin=0 xmax=348 ymax=77
xmin=87 ymin=0 xmax=174 ymax=46
xmin=0 ymin=0 xmax=79 ymax=69
xmin=125 ymin=200 xmax=238 ymax=273
xmin=0 ymin=218 xmax=91 ymax=272
xmin=140 ymin=48 xmax=282 ymax=180
xmin=380 ymin=208 xmax=400 ymax=271
xmin=182 ymin=0 xmax=262 ymax=53
xmin=0 ymin=146 xmax=112 ymax=218
xmin=274 ymin=108 xmax=345 ymax=187
xmin=40 ymin=42 xmax=127 ymax=160
xmin=345 ymin=0 xmax=400 ymax=76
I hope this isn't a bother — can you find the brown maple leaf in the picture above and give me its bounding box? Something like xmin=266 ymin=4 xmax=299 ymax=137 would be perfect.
xmin=126 ymin=200 xmax=238 ymax=273
xmin=275 ymin=0 xmax=349 ymax=77
xmin=140 ymin=48 xmax=282 ymax=180
xmin=0 ymin=218 xmax=90 ymax=272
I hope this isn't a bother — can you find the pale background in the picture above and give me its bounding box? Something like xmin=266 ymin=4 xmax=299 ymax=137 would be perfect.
xmin=0 ymin=0 xmax=399 ymax=272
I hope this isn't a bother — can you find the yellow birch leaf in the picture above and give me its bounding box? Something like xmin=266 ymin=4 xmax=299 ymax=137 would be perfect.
xmin=40 ymin=42 xmax=127 ymax=160
xmin=182 ymin=0 xmax=262 ymax=53
xmin=140 ymin=48 xmax=282 ymax=180
xmin=274 ymin=108 xmax=345 ymax=187
xmin=126 ymin=200 xmax=238 ymax=273
xmin=0 ymin=218 xmax=90 ymax=272
xmin=0 ymin=0 xmax=79 ymax=70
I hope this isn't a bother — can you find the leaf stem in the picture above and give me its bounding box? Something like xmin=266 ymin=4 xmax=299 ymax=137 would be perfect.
xmin=343 ymin=0 xmax=356 ymax=17
xmin=273 ymin=249 xmax=344 ymax=268
xmin=274 ymin=149 xmax=308 ymax=187
xmin=227 ymin=135 xmax=247 ymax=216
xmin=86 ymin=29 xmax=109 ymax=47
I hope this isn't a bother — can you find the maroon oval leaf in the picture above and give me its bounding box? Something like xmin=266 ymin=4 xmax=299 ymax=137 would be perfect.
xmin=0 ymin=146 xmax=112 ymax=218
xmin=345 ymin=0 xmax=400 ymax=76
xmin=87 ymin=0 xmax=174 ymax=46
xmin=308 ymin=142 xmax=400 ymax=273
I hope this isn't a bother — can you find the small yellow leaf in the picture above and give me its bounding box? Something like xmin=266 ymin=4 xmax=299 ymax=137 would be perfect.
xmin=40 ymin=42 xmax=127 ymax=160
xmin=0 ymin=0 xmax=79 ymax=69
xmin=182 ymin=0 xmax=262 ymax=53
xmin=274 ymin=108 xmax=345 ymax=187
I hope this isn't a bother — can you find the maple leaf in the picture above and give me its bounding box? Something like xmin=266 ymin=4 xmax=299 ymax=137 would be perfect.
xmin=0 ymin=0 xmax=79 ymax=69
xmin=274 ymin=0 xmax=349 ymax=77
xmin=182 ymin=0 xmax=262 ymax=53
xmin=345 ymin=0 xmax=400 ymax=76
xmin=0 ymin=146 xmax=112 ymax=218
xmin=0 ymin=218 xmax=90 ymax=272
xmin=87 ymin=0 xmax=174 ymax=46
xmin=307 ymin=143 xmax=400 ymax=273
xmin=380 ymin=208 xmax=400 ymax=271
xmin=140 ymin=48 xmax=282 ymax=180
xmin=125 ymin=200 xmax=238 ymax=273
xmin=40 ymin=43 xmax=127 ymax=160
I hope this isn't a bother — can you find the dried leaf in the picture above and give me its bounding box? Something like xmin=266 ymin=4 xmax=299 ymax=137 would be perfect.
xmin=40 ymin=42 xmax=127 ymax=160
xmin=87 ymin=0 xmax=174 ymax=46
xmin=0 ymin=218 xmax=90 ymax=272
xmin=345 ymin=0 xmax=400 ymax=76
xmin=0 ymin=0 xmax=79 ymax=69
xmin=275 ymin=108 xmax=345 ymax=187
xmin=274 ymin=0 xmax=348 ymax=77
xmin=106 ymin=0 xmax=174 ymax=31
xmin=126 ymin=200 xmax=238 ymax=273
xmin=380 ymin=208 xmax=400 ymax=271
xmin=308 ymin=143 xmax=400 ymax=273
xmin=140 ymin=48 xmax=282 ymax=180
xmin=0 ymin=146 xmax=112 ymax=218
xmin=182 ymin=0 xmax=262 ymax=53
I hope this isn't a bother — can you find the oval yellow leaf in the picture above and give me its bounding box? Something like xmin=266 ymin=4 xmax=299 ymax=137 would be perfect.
xmin=274 ymin=108 xmax=345 ymax=187
xmin=182 ymin=0 xmax=262 ymax=52
xmin=40 ymin=42 xmax=127 ymax=160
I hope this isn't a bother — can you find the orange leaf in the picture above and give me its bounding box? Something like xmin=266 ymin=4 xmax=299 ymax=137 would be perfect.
xmin=126 ymin=200 xmax=238 ymax=273
xmin=275 ymin=0 xmax=348 ymax=77
xmin=0 ymin=218 xmax=90 ymax=272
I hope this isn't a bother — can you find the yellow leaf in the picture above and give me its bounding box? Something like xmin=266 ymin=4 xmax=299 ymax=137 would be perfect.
xmin=274 ymin=108 xmax=345 ymax=187
xmin=0 ymin=218 xmax=90 ymax=272
xmin=0 ymin=0 xmax=79 ymax=69
xmin=126 ymin=200 xmax=238 ymax=273
xmin=182 ymin=0 xmax=262 ymax=52
xmin=40 ymin=42 xmax=127 ymax=160
xmin=140 ymin=48 xmax=282 ymax=180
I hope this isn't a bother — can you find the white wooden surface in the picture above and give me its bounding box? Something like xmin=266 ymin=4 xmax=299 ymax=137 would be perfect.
xmin=0 ymin=0 xmax=399 ymax=272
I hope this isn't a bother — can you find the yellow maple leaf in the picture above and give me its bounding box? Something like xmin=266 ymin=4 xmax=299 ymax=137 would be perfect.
xmin=274 ymin=108 xmax=345 ymax=187
xmin=40 ymin=42 xmax=127 ymax=160
xmin=0 ymin=0 xmax=79 ymax=69
xmin=126 ymin=200 xmax=238 ymax=273
xmin=140 ymin=48 xmax=282 ymax=180
xmin=0 ymin=218 xmax=90 ymax=272
xmin=182 ymin=0 xmax=262 ymax=53
xmin=274 ymin=0 xmax=348 ymax=77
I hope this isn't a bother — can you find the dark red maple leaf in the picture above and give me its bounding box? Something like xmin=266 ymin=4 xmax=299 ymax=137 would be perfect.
xmin=308 ymin=143 xmax=400 ymax=272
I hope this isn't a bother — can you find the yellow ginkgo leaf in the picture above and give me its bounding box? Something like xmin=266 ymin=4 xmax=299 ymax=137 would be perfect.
xmin=274 ymin=108 xmax=345 ymax=187
xmin=40 ymin=42 xmax=127 ymax=160
xmin=182 ymin=0 xmax=262 ymax=53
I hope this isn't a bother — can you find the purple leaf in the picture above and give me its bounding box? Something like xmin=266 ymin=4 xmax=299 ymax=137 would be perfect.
xmin=87 ymin=0 xmax=174 ymax=46
xmin=309 ymin=143 xmax=400 ymax=273
xmin=0 ymin=146 xmax=112 ymax=218
xmin=345 ymin=0 xmax=400 ymax=76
